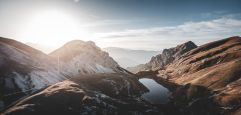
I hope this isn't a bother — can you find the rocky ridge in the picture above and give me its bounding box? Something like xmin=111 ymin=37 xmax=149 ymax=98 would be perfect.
xmin=127 ymin=41 xmax=197 ymax=73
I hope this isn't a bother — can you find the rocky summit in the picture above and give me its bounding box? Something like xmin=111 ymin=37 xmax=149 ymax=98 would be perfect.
xmin=50 ymin=40 xmax=129 ymax=76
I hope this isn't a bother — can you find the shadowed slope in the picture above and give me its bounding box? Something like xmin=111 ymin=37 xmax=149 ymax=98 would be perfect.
xmin=0 ymin=37 xmax=66 ymax=110
xmin=2 ymin=74 xmax=162 ymax=115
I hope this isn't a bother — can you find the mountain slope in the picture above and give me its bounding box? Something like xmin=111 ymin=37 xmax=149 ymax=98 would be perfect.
xmin=0 ymin=37 xmax=66 ymax=110
xmin=1 ymin=40 xmax=162 ymax=115
xmin=2 ymin=74 xmax=162 ymax=115
xmin=156 ymin=36 xmax=241 ymax=114
xmin=0 ymin=38 xmax=130 ymax=111
xmin=50 ymin=40 xmax=129 ymax=77
xmin=103 ymin=47 xmax=160 ymax=68
xmin=127 ymin=41 xmax=197 ymax=73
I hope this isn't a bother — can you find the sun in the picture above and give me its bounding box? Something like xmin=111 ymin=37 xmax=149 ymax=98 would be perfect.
xmin=20 ymin=9 xmax=89 ymax=48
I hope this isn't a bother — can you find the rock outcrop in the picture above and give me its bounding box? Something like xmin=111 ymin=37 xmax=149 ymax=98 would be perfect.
xmin=127 ymin=41 xmax=197 ymax=73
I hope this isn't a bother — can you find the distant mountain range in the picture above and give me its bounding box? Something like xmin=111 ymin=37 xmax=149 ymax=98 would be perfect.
xmin=103 ymin=47 xmax=160 ymax=68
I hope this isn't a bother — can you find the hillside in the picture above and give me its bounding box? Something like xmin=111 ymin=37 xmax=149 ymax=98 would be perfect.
xmin=0 ymin=37 xmax=66 ymax=110
xmin=155 ymin=36 xmax=241 ymax=115
xmin=2 ymin=73 xmax=162 ymax=115
xmin=0 ymin=38 xmax=130 ymax=111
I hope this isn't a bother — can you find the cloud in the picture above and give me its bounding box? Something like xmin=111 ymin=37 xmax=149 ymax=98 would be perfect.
xmin=81 ymin=19 xmax=134 ymax=28
xmin=94 ymin=17 xmax=241 ymax=50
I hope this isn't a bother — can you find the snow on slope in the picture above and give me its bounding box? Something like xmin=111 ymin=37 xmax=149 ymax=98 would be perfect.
xmin=50 ymin=40 xmax=127 ymax=76
xmin=0 ymin=37 xmax=67 ymax=110
xmin=0 ymin=38 xmax=66 ymax=88
xmin=0 ymin=38 xmax=130 ymax=110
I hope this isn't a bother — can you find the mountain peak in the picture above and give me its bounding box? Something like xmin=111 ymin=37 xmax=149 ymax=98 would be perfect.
xmin=50 ymin=40 xmax=126 ymax=76
xmin=62 ymin=40 xmax=96 ymax=49
xmin=224 ymin=36 xmax=241 ymax=43
xmin=50 ymin=40 xmax=101 ymax=61
xmin=182 ymin=41 xmax=196 ymax=47
xmin=185 ymin=36 xmax=241 ymax=57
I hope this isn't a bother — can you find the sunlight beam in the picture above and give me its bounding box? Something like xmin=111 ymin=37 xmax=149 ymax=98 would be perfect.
xmin=19 ymin=9 xmax=90 ymax=48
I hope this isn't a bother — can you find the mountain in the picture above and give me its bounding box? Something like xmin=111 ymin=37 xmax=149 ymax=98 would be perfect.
xmin=0 ymin=40 xmax=161 ymax=115
xmin=127 ymin=41 xmax=197 ymax=73
xmin=141 ymin=36 xmax=241 ymax=115
xmin=0 ymin=38 xmax=129 ymax=111
xmin=103 ymin=47 xmax=160 ymax=68
xmin=2 ymin=36 xmax=241 ymax=115
xmin=50 ymin=40 xmax=129 ymax=77
xmin=0 ymin=37 xmax=66 ymax=110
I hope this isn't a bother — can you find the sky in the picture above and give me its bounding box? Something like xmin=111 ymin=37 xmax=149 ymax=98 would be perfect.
xmin=0 ymin=0 xmax=241 ymax=53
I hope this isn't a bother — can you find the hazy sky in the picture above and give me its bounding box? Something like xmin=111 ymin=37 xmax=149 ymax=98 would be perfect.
xmin=0 ymin=0 xmax=241 ymax=52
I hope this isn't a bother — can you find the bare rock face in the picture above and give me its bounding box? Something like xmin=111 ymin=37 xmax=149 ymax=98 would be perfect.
xmin=50 ymin=40 xmax=128 ymax=76
xmin=127 ymin=41 xmax=197 ymax=73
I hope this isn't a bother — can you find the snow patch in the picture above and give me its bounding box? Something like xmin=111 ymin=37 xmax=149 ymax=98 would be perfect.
xmin=59 ymin=55 xmax=116 ymax=76
xmin=13 ymin=72 xmax=29 ymax=91
xmin=29 ymin=70 xmax=66 ymax=90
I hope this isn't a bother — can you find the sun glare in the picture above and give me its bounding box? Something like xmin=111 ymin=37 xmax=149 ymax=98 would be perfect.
xmin=20 ymin=10 xmax=89 ymax=48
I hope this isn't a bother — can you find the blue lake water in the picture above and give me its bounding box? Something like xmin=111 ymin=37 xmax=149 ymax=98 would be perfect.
xmin=139 ymin=78 xmax=170 ymax=104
